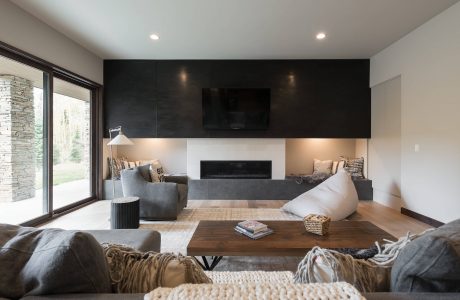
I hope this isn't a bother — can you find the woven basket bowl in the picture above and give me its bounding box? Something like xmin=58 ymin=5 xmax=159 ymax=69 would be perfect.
xmin=303 ymin=214 xmax=331 ymax=236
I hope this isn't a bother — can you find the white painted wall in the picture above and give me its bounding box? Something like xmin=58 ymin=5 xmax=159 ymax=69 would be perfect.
xmin=285 ymin=139 xmax=357 ymax=175
xmin=370 ymin=2 xmax=460 ymax=222
xmin=0 ymin=1 xmax=103 ymax=84
xmin=187 ymin=139 xmax=286 ymax=179
xmin=369 ymin=77 xmax=402 ymax=210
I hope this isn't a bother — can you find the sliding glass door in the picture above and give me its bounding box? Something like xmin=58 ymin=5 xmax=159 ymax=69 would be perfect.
xmin=0 ymin=55 xmax=49 ymax=224
xmin=0 ymin=47 xmax=99 ymax=225
xmin=53 ymin=78 xmax=92 ymax=209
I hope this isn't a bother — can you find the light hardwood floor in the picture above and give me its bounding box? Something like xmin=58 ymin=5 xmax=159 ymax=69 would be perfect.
xmin=41 ymin=200 xmax=432 ymax=237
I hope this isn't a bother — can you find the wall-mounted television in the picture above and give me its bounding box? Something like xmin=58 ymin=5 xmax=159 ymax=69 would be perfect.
xmin=202 ymin=88 xmax=270 ymax=130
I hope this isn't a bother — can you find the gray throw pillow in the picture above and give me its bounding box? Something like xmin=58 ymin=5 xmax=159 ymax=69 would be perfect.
xmin=341 ymin=156 xmax=365 ymax=179
xmin=137 ymin=164 xmax=152 ymax=182
xmin=391 ymin=219 xmax=460 ymax=292
xmin=0 ymin=224 xmax=111 ymax=299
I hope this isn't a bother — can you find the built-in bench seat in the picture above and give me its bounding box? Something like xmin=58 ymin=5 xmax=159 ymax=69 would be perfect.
xmin=104 ymin=177 xmax=372 ymax=201
xmin=188 ymin=177 xmax=372 ymax=201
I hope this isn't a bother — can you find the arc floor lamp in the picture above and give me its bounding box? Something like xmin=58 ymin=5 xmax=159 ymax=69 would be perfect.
xmin=107 ymin=126 xmax=133 ymax=199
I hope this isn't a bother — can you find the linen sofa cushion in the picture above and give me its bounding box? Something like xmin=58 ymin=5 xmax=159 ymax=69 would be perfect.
xmin=0 ymin=224 xmax=111 ymax=299
xmin=281 ymin=169 xmax=358 ymax=221
xmin=391 ymin=219 xmax=460 ymax=293
xmin=313 ymin=159 xmax=333 ymax=175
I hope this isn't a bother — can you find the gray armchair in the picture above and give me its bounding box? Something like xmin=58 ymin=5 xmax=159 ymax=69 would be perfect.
xmin=120 ymin=165 xmax=188 ymax=220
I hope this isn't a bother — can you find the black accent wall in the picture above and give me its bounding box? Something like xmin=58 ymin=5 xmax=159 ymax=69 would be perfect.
xmin=104 ymin=60 xmax=370 ymax=138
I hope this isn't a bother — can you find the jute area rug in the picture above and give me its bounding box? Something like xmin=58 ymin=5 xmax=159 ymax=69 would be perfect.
xmin=140 ymin=208 xmax=303 ymax=272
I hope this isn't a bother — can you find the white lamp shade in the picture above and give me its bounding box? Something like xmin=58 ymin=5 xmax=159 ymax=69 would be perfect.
xmin=107 ymin=133 xmax=134 ymax=146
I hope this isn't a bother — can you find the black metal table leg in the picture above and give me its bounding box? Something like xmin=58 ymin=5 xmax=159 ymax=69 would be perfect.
xmin=195 ymin=256 xmax=223 ymax=270
xmin=209 ymin=256 xmax=223 ymax=270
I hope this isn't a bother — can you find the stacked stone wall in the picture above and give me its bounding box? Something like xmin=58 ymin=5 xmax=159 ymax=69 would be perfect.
xmin=83 ymin=101 xmax=90 ymax=178
xmin=0 ymin=75 xmax=36 ymax=202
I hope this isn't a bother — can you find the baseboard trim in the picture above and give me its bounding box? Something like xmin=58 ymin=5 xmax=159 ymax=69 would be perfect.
xmin=401 ymin=207 xmax=444 ymax=228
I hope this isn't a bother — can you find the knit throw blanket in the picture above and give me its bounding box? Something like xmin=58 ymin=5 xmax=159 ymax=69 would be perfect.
xmin=102 ymin=244 xmax=211 ymax=293
xmin=146 ymin=282 xmax=365 ymax=300
xmin=294 ymin=230 xmax=434 ymax=292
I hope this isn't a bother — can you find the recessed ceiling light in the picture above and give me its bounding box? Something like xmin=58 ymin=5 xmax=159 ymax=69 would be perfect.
xmin=316 ymin=32 xmax=326 ymax=40
xmin=150 ymin=34 xmax=160 ymax=40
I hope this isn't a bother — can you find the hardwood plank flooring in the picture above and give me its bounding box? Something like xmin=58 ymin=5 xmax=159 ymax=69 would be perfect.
xmin=41 ymin=200 xmax=432 ymax=238
xmin=348 ymin=201 xmax=432 ymax=237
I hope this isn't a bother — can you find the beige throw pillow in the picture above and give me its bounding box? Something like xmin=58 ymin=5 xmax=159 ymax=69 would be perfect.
xmin=313 ymin=159 xmax=333 ymax=175
xmin=102 ymin=244 xmax=211 ymax=293
xmin=331 ymin=161 xmax=339 ymax=174
xmin=122 ymin=161 xmax=139 ymax=169
xmin=337 ymin=159 xmax=346 ymax=172
xmin=149 ymin=160 xmax=165 ymax=182
xmin=294 ymin=246 xmax=391 ymax=293
xmin=108 ymin=156 xmax=127 ymax=179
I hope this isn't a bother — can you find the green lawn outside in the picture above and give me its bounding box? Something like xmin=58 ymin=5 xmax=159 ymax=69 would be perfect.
xmin=35 ymin=162 xmax=88 ymax=188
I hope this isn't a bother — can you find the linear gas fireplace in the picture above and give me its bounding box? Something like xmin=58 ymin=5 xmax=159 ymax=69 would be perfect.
xmin=200 ymin=160 xmax=272 ymax=179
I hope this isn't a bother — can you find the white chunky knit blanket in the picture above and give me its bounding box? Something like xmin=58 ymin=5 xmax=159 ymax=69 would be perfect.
xmin=145 ymin=282 xmax=364 ymax=300
xmin=205 ymin=270 xmax=294 ymax=284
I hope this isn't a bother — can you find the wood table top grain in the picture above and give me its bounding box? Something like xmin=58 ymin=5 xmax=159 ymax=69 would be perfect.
xmin=187 ymin=220 xmax=395 ymax=257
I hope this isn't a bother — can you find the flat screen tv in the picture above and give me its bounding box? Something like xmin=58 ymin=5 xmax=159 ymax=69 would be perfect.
xmin=202 ymin=88 xmax=270 ymax=130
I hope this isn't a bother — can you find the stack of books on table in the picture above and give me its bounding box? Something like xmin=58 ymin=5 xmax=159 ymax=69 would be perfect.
xmin=235 ymin=220 xmax=273 ymax=240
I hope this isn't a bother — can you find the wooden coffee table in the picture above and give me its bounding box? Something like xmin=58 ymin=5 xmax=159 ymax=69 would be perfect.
xmin=187 ymin=220 xmax=395 ymax=270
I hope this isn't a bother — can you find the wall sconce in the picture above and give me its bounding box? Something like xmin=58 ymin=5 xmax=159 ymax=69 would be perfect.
xmin=288 ymin=72 xmax=296 ymax=87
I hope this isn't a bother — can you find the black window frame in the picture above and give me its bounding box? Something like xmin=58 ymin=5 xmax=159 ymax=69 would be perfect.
xmin=0 ymin=41 xmax=103 ymax=226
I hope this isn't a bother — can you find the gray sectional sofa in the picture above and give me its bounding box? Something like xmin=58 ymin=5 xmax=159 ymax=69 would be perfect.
xmin=0 ymin=224 xmax=160 ymax=300
xmin=84 ymin=229 xmax=161 ymax=252
xmin=120 ymin=166 xmax=188 ymax=220
xmin=1 ymin=219 xmax=459 ymax=299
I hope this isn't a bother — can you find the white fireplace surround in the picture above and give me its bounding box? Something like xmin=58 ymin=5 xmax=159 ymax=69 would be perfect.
xmin=186 ymin=139 xmax=286 ymax=180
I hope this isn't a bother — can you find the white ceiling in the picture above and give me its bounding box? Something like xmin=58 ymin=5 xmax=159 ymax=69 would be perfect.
xmin=10 ymin=0 xmax=459 ymax=59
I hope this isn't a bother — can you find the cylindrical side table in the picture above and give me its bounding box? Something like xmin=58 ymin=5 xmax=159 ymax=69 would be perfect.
xmin=111 ymin=197 xmax=140 ymax=229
